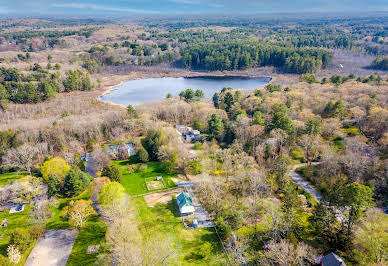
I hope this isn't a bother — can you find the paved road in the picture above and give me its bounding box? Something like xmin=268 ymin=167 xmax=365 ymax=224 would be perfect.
xmin=25 ymin=229 xmax=78 ymax=266
xmin=178 ymin=181 xmax=214 ymax=228
xmin=289 ymin=164 xmax=322 ymax=202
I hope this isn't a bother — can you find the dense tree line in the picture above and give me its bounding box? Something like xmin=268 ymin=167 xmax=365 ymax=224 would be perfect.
xmin=0 ymin=27 xmax=96 ymax=43
xmin=0 ymin=66 xmax=92 ymax=106
xmin=181 ymin=40 xmax=332 ymax=73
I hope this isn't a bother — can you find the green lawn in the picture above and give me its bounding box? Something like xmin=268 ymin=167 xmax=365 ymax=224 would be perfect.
xmin=0 ymin=204 xmax=37 ymax=265
xmin=0 ymin=171 xmax=28 ymax=186
xmin=46 ymin=191 xmax=109 ymax=266
xmin=46 ymin=192 xmax=90 ymax=230
xmin=66 ymin=217 xmax=107 ymax=266
xmin=114 ymin=161 xmax=178 ymax=196
xmin=133 ymin=197 xmax=227 ymax=265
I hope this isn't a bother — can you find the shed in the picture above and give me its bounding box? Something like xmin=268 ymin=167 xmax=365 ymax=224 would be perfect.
xmin=176 ymin=192 xmax=195 ymax=216
xmin=192 ymin=219 xmax=199 ymax=228
xmin=320 ymin=252 xmax=346 ymax=266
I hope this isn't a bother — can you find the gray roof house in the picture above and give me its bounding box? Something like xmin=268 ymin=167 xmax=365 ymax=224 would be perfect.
xmin=176 ymin=125 xmax=201 ymax=142
xmin=320 ymin=253 xmax=346 ymax=266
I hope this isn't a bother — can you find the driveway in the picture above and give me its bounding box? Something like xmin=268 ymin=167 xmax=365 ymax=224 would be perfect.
xmin=25 ymin=229 xmax=78 ymax=266
xmin=289 ymin=164 xmax=322 ymax=202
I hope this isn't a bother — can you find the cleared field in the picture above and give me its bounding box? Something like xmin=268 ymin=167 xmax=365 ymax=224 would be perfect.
xmin=133 ymin=197 xmax=227 ymax=265
xmin=114 ymin=161 xmax=177 ymax=196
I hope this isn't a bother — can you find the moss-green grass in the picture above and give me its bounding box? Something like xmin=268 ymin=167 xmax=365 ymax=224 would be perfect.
xmin=133 ymin=197 xmax=227 ymax=265
xmin=66 ymin=217 xmax=107 ymax=266
xmin=114 ymin=161 xmax=177 ymax=196
xmin=0 ymin=171 xmax=28 ymax=186
xmin=0 ymin=204 xmax=37 ymax=265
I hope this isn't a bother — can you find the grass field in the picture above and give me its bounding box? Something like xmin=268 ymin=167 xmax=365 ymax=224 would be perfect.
xmin=114 ymin=161 xmax=178 ymax=196
xmin=66 ymin=217 xmax=107 ymax=266
xmin=133 ymin=197 xmax=227 ymax=265
xmin=0 ymin=204 xmax=37 ymax=265
xmin=0 ymin=171 xmax=28 ymax=186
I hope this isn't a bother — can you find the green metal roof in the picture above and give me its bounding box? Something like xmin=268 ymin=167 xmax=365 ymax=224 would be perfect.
xmin=177 ymin=192 xmax=193 ymax=208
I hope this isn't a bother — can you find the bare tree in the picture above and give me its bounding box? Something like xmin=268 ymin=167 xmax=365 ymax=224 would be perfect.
xmin=3 ymin=144 xmax=38 ymax=174
xmin=90 ymin=149 xmax=111 ymax=174
xmin=261 ymin=239 xmax=312 ymax=266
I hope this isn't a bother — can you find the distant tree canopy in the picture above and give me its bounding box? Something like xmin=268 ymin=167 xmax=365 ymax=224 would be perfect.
xmin=181 ymin=40 xmax=332 ymax=73
xmin=0 ymin=67 xmax=93 ymax=104
xmin=372 ymin=56 xmax=388 ymax=70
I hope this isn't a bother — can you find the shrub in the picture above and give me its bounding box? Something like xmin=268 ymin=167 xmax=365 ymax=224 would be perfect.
xmin=101 ymin=164 xmax=122 ymax=182
xmin=224 ymin=212 xmax=243 ymax=230
xmin=188 ymin=160 xmax=201 ymax=175
xmin=7 ymin=245 xmax=20 ymax=265
xmin=9 ymin=228 xmax=33 ymax=252
xmin=215 ymin=217 xmax=232 ymax=241
xmin=137 ymin=147 xmax=149 ymax=163
xmin=0 ymin=254 xmax=10 ymax=266
xmin=29 ymin=224 xmax=45 ymax=239
xmin=192 ymin=142 xmax=202 ymax=150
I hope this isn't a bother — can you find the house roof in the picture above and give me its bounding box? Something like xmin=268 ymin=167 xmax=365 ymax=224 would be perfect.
xmin=176 ymin=192 xmax=193 ymax=209
xmin=321 ymin=252 xmax=346 ymax=266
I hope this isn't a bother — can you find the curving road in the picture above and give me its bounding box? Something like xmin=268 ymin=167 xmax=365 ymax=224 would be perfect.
xmin=289 ymin=164 xmax=322 ymax=202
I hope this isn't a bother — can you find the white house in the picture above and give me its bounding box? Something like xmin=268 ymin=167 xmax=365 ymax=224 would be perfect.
xmin=176 ymin=192 xmax=195 ymax=216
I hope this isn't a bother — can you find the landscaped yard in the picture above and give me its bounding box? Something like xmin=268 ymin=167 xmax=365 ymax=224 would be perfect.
xmin=114 ymin=161 xmax=178 ymax=196
xmin=0 ymin=171 xmax=28 ymax=186
xmin=66 ymin=218 xmax=107 ymax=266
xmin=133 ymin=197 xmax=227 ymax=265
xmin=0 ymin=204 xmax=37 ymax=265
xmin=46 ymin=191 xmax=108 ymax=266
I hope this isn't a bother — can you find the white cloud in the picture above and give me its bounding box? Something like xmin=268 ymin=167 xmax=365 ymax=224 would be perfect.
xmin=52 ymin=3 xmax=160 ymax=14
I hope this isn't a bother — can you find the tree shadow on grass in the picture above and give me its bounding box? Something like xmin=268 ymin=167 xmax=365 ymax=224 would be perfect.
xmin=166 ymin=200 xmax=180 ymax=218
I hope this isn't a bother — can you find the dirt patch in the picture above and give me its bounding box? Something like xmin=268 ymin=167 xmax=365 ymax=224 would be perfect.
xmin=144 ymin=188 xmax=183 ymax=207
xmin=25 ymin=229 xmax=78 ymax=266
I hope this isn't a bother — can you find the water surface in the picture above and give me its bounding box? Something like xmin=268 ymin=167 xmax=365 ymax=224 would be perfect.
xmin=100 ymin=76 xmax=271 ymax=105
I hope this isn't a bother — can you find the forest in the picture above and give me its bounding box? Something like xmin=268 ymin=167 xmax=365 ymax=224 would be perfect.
xmin=0 ymin=14 xmax=386 ymax=266
xmin=180 ymin=40 xmax=332 ymax=73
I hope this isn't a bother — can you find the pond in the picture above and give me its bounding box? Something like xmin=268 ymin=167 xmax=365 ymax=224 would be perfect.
xmin=99 ymin=76 xmax=271 ymax=106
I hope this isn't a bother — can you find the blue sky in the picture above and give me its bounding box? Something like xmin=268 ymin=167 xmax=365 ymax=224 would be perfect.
xmin=1 ymin=0 xmax=388 ymax=15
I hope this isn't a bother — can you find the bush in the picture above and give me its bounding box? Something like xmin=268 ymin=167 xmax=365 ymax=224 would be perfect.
xmin=192 ymin=142 xmax=202 ymax=150
xmin=188 ymin=160 xmax=201 ymax=175
xmin=29 ymin=224 xmax=45 ymax=239
xmin=0 ymin=254 xmax=10 ymax=266
xmin=215 ymin=217 xmax=232 ymax=241
xmin=224 ymin=212 xmax=243 ymax=230
xmin=101 ymin=164 xmax=122 ymax=182
xmin=137 ymin=147 xmax=149 ymax=163
xmin=9 ymin=228 xmax=33 ymax=252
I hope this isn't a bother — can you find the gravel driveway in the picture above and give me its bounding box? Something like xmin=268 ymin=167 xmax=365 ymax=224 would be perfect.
xmin=290 ymin=164 xmax=322 ymax=202
xmin=25 ymin=229 xmax=78 ymax=266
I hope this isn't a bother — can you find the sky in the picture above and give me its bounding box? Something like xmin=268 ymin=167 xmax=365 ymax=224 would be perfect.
xmin=0 ymin=0 xmax=388 ymax=15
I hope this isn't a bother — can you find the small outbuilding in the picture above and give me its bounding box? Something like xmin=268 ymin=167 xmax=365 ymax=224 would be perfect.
xmin=320 ymin=252 xmax=346 ymax=266
xmin=176 ymin=192 xmax=195 ymax=216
